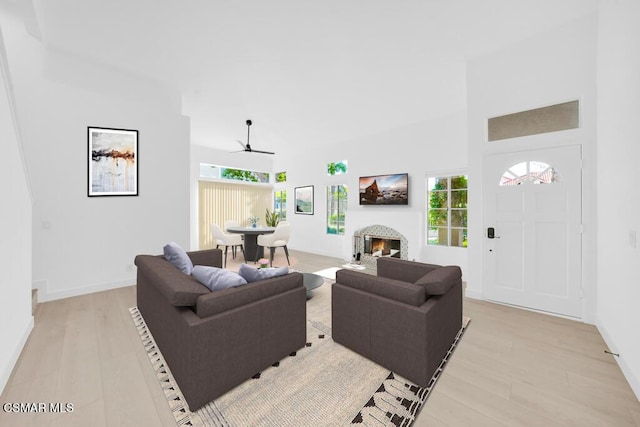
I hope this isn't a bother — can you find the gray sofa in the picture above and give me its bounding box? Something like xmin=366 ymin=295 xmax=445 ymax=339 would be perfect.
xmin=332 ymin=257 xmax=462 ymax=387
xmin=135 ymin=248 xmax=306 ymax=411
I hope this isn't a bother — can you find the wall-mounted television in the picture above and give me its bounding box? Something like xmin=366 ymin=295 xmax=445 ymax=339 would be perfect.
xmin=359 ymin=173 xmax=409 ymax=205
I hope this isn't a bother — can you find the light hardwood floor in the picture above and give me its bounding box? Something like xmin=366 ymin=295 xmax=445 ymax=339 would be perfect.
xmin=1 ymin=250 xmax=638 ymax=426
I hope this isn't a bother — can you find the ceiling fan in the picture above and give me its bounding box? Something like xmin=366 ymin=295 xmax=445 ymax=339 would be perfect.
xmin=232 ymin=119 xmax=275 ymax=155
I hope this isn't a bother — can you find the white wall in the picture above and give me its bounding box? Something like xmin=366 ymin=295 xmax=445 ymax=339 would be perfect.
xmin=596 ymin=0 xmax=640 ymax=399
xmin=272 ymin=113 xmax=469 ymax=277
xmin=189 ymin=144 xmax=273 ymax=249
xmin=1 ymin=13 xmax=190 ymax=301
xmin=466 ymin=15 xmax=598 ymax=319
xmin=0 ymin=24 xmax=33 ymax=395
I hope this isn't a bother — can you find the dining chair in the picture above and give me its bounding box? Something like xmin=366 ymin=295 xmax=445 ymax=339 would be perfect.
xmin=210 ymin=223 xmax=245 ymax=267
xmin=224 ymin=220 xmax=243 ymax=240
xmin=256 ymin=222 xmax=290 ymax=267
xmin=224 ymin=219 xmax=241 ymax=231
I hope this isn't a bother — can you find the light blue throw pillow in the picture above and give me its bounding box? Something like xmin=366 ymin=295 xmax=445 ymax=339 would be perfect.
xmin=238 ymin=264 xmax=289 ymax=283
xmin=192 ymin=266 xmax=247 ymax=292
xmin=163 ymin=242 xmax=193 ymax=275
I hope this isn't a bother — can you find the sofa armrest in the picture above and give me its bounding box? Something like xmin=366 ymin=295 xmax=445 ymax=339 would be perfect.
xmin=188 ymin=249 xmax=223 ymax=268
xmin=195 ymin=272 xmax=303 ymax=318
xmin=135 ymin=255 xmax=209 ymax=306
xmin=415 ymin=265 xmax=462 ymax=295
xmin=336 ymin=269 xmax=425 ymax=307
xmin=376 ymin=257 xmax=440 ymax=283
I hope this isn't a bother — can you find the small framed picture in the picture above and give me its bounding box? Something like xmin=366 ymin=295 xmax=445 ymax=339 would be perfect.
xmin=294 ymin=185 xmax=314 ymax=215
xmin=88 ymin=127 xmax=138 ymax=197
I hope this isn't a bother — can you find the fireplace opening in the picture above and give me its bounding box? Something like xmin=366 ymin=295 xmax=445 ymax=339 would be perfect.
xmin=364 ymin=235 xmax=401 ymax=258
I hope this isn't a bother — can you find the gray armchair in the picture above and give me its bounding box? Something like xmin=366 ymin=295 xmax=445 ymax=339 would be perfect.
xmin=331 ymin=257 xmax=462 ymax=387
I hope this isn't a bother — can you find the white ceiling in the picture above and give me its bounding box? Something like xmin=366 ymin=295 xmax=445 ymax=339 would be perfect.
xmin=25 ymin=0 xmax=597 ymax=152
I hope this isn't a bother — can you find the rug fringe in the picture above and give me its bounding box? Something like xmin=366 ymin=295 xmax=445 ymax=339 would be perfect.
xmin=130 ymin=307 xmax=470 ymax=427
xmin=350 ymin=317 xmax=471 ymax=426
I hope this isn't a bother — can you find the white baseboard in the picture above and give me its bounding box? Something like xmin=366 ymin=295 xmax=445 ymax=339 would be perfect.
xmin=38 ymin=279 xmax=134 ymax=302
xmin=464 ymin=288 xmax=483 ymax=300
xmin=32 ymin=279 xmax=47 ymax=292
xmin=0 ymin=315 xmax=34 ymax=396
xmin=596 ymin=317 xmax=640 ymax=401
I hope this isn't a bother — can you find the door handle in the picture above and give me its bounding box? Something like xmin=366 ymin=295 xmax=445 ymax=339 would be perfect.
xmin=488 ymin=227 xmax=501 ymax=239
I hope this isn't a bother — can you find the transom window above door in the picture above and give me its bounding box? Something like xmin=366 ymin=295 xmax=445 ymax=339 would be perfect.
xmin=499 ymin=161 xmax=561 ymax=186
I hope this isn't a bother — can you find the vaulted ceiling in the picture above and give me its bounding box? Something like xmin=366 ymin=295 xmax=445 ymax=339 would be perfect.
xmin=10 ymin=0 xmax=598 ymax=152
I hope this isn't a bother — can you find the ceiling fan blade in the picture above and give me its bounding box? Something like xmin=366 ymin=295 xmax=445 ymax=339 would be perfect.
xmin=230 ymin=120 xmax=274 ymax=154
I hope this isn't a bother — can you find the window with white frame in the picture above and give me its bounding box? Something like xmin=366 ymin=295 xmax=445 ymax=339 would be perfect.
xmin=426 ymin=174 xmax=468 ymax=247
xmin=327 ymin=185 xmax=347 ymax=235
xmin=499 ymin=161 xmax=560 ymax=186
xmin=275 ymin=171 xmax=287 ymax=183
xmin=274 ymin=190 xmax=287 ymax=221
xmin=199 ymin=164 xmax=270 ymax=183
xmin=327 ymin=161 xmax=348 ymax=176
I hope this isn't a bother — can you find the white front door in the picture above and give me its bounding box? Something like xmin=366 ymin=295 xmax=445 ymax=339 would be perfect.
xmin=484 ymin=145 xmax=582 ymax=318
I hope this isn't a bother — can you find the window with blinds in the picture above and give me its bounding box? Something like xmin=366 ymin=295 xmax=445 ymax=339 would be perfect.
xmin=198 ymin=180 xmax=273 ymax=249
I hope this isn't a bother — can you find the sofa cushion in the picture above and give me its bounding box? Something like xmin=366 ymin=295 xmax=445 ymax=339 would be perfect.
xmin=163 ymin=242 xmax=193 ymax=275
xmin=192 ymin=266 xmax=247 ymax=291
xmin=135 ymin=255 xmax=209 ymax=306
xmin=335 ymin=269 xmax=426 ymax=307
xmin=238 ymin=264 xmax=289 ymax=283
xmin=195 ymin=272 xmax=303 ymax=318
xmin=414 ymin=266 xmax=461 ymax=295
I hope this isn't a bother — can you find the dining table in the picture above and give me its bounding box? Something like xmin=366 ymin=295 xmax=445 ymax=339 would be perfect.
xmin=226 ymin=226 xmax=275 ymax=262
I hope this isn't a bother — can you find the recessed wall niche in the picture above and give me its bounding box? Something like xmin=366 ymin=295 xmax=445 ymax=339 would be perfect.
xmin=488 ymin=100 xmax=579 ymax=142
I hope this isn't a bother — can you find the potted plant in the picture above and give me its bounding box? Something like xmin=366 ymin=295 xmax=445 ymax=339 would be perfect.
xmin=265 ymin=209 xmax=280 ymax=227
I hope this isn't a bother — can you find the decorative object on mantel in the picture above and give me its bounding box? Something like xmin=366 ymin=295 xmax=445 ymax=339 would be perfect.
xmin=294 ymin=185 xmax=314 ymax=215
xmin=88 ymin=126 xmax=138 ymax=197
xmin=249 ymin=216 xmax=259 ymax=228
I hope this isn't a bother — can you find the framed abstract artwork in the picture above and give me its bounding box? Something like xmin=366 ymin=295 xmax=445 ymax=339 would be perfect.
xmin=294 ymin=185 xmax=314 ymax=215
xmin=88 ymin=127 xmax=138 ymax=197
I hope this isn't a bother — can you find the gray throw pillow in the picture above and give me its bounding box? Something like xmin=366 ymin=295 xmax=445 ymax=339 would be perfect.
xmin=238 ymin=264 xmax=289 ymax=283
xmin=192 ymin=265 xmax=247 ymax=291
xmin=163 ymin=242 xmax=193 ymax=275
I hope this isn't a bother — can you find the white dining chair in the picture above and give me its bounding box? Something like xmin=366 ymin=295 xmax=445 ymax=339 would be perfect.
xmin=256 ymin=222 xmax=290 ymax=267
xmin=224 ymin=219 xmax=243 ymax=240
xmin=224 ymin=219 xmax=240 ymax=231
xmin=210 ymin=223 xmax=245 ymax=267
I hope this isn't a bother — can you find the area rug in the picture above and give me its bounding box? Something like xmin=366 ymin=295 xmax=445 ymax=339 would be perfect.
xmin=130 ymin=281 xmax=470 ymax=426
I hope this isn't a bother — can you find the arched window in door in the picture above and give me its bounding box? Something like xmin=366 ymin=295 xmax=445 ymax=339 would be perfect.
xmin=499 ymin=161 xmax=561 ymax=186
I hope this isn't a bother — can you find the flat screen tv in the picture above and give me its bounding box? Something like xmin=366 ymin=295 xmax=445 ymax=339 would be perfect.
xmin=359 ymin=173 xmax=408 ymax=205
